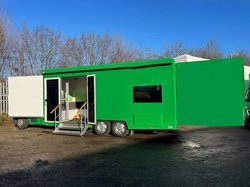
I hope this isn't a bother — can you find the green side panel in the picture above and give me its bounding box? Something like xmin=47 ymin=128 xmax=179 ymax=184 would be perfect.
xmin=27 ymin=118 xmax=44 ymax=125
xmin=96 ymin=63 xmax=177 ymax=130
xmin=43 ymin=58 xmax=177 ymax=130
xmin=176 ymin=58 xmax=245 ymax=126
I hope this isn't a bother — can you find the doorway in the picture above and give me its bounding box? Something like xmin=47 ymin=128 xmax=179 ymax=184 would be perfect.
xmin=45 ymin=78 xmax=60 ymax=122
xmin=87 ymin=75 xmax=96 ymax=124
xmin=44 ymin=75 xmax=96 ymax=124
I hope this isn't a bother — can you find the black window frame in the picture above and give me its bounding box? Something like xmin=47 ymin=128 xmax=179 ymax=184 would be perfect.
xmin=133 ymin=85 xmax=162 ymax=103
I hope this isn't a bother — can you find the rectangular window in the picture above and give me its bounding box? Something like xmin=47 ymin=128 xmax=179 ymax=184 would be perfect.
xmin=133 ymin=85 xmax=162 ymax=103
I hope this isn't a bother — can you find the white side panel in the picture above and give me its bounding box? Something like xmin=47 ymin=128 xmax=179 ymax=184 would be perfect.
xmin=244 ymin=65 xmax=250 ymax=90
xmin=8 ymin=76 xmax=43 ymax=117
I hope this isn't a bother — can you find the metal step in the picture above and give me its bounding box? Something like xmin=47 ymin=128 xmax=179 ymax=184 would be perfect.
xmin=58 ymin=126 xmax=81 ymax=130
xmin=61 ymin=119 xmax=80 ymax=125
xmin=52 ymin=129 xmax=82 ymax=136
xmin=58 ymin=123 xmax=82 ymax=130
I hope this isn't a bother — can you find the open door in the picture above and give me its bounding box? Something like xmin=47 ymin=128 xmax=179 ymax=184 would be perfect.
xmin=87 ymin=75 xmax=96 ymax=124
xmin=45 ymin=78 xmax=60 ymax=122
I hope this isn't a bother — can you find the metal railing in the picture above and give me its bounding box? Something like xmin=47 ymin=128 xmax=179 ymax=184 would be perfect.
xmin=0 ymin=81 xmax=8 ymax=114
xmin=50 ymin=103 xmax=62 ymax=130
xmin=78 ymin=102 xmax=87 ymax=134
xmin=50 ymin=102 xmax=88 ymax=135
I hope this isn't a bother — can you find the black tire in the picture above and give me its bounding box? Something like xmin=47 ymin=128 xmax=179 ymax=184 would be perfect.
xmin=94 ymin=121 xmax=111 ymax=136
xmin=16 ymin=119 xmax=28 ymax=129
xmin=245 ymin=117 xmax=250 ymax=128
xmin=112 ymin=121 xmax=129 ymax=137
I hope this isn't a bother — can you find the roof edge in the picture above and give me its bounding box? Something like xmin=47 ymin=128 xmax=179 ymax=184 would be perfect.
xmin=43 ymin=58 xmax=175 ymax=75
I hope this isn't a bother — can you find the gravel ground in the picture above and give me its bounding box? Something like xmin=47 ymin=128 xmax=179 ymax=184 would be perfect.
xmin=0 ymin=126 xmax=250 ymax=186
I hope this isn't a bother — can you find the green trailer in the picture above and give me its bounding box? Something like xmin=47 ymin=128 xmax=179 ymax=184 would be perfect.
xmin=9 ymin=57 xmax=245 ymax=136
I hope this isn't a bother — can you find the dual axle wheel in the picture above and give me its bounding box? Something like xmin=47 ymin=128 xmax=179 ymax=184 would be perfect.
xmin=94 ymin=121 xmax=129 ymax=137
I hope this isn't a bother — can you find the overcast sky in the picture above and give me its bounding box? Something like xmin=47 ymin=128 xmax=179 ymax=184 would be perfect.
xmin=2 ymin=0 xmax=250 ymax=54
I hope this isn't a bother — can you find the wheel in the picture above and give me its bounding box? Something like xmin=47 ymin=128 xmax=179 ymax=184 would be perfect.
xmin=112 ymin=121 xmax=129 ymax=137
xmin=94 ymin=121 xmax=111 ymax=136
xmin=16 ymin=119 xmax=28 ymax=129
xmin=245 ymin=117 xmax=250 ymax=128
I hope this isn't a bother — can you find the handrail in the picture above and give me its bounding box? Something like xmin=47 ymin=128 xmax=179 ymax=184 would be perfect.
xmin=52 ymin=101 xmax=88 ymax=135
xmin=50 ymin=103 xmax=61 ymax=114
xmin=76 ymin=102 xmax=87 ymax=115
xmin=79 ymin=102 xmax=88 ymax=135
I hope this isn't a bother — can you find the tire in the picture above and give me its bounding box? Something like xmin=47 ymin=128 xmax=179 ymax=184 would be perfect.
xmin=94 ymin=121 xmax=111 ymax=136
xmin=16 ymin=119 xmax=28 ymax=129
xmin=112 ymin=121 xmax=129 ymax=137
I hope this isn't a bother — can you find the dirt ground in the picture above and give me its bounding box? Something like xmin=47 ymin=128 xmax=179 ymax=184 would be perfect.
xmin=1 ymin=125 xmax=250 ymax=186
xmin=0 ymin=125 xmax=178 ymax=174
xmin=0 ymin=126 xmax=134 ymax=173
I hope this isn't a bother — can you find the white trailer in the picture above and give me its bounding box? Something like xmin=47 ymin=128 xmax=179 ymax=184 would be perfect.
xmin=8 ymin=76 xmax=43 ymax=128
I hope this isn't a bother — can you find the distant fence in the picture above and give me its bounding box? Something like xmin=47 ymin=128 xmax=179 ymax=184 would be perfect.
xmin=0 ymin=81 xmax=8 ymax=114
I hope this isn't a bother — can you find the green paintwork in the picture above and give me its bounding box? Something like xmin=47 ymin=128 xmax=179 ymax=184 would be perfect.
xmin=176 ymin=58 xmax=245 ymax=126
xmin=43 ymin=59 xmax=174 ymax=75
xmin=27 ymin=117 xmax=44 ymax=125
xmin=41 ymin=57 xmax=245 ymax=129
xmin=43 ymin=58 xmax=178 ymax=130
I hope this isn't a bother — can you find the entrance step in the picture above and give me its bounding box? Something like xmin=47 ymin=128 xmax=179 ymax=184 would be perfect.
xmin=61 ymin=119 xmax=81 ymax=125
xmin=52 ymin=122 xmax=87 ymax=136
xmin=52 ymin=129 xmax=82 ymax=136
xmin=58 ymin=123 xmax=81 ymax=130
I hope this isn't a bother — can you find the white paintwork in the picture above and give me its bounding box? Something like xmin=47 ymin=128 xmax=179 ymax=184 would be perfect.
xmin=244 ymin=65 xmax=250 ymax=90
xmin=174 ymin=54 xmax=208 ymax=62
xmin=8 ymin=76 xmax=43 ymax=117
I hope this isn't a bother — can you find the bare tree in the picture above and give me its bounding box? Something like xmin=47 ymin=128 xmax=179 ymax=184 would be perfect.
xmin=191 ymin=40 xmax=223 ymax=59
xmin=162 ymin=41 xmax=190 ymax=58
xmin=161 ymin=40 xmax=223 ymax=60
xmin=13 ymin=23 xmax=62 ymax=75
xmin=0 ymin=6 xmax=13 ymax=78
xmin=229 ymin=50 xmax=250 ymax=66
xmin=2 ymin=1 xmax=247 ymax=77
xmin=60 ymin=33 xmax=155 ymax=67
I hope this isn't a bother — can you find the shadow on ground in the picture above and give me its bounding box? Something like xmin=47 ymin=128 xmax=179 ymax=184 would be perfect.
xmin=1 ymin=127 xmax=250 ymax=186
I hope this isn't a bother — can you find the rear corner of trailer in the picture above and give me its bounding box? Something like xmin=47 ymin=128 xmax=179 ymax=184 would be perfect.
xmin=176 ymin=58 xmax=245 ymax=127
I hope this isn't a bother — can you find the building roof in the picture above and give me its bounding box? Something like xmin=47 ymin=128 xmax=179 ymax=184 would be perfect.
xmin=174 ymin=54 xmax=208 ymax=62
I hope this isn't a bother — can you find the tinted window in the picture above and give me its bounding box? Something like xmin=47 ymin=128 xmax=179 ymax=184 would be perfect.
xmin=133 ymin=85 xmax=162 ymax=103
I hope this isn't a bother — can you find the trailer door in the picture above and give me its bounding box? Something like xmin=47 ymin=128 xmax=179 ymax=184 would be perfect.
xmin=45 ymin=78 xmax=60 ymax=122
xmin=87 ymin=75 xmax=96 ymax=124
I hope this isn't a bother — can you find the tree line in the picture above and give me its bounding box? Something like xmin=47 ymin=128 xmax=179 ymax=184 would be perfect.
xmin=0 ymin=7 xmax=249 ymax=78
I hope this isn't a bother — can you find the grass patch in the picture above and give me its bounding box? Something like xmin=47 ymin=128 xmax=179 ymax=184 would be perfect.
xmin=0 ymin=113 xmax=12 ymax=127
